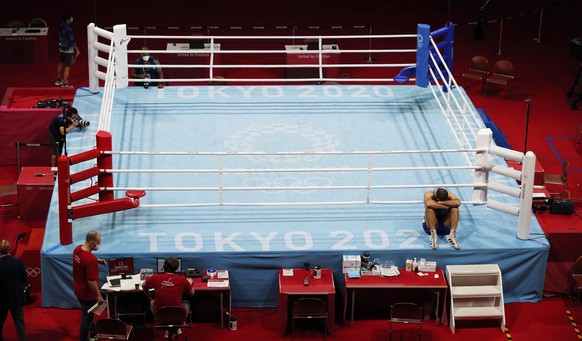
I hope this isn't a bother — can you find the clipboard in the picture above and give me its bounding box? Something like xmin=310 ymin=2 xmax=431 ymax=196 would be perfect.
xmin=88 ymin=301 xmax=108 ymax=315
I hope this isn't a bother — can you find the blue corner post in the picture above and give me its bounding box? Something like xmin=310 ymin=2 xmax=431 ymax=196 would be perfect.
xmin=399 ymin=23 xmax=455 ymax=88
xmin=416 ymin=24 xmax=430 ymax=88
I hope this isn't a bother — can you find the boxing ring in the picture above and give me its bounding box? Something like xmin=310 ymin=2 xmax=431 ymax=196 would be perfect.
xmin=39 ymin=23 xmax=548 ymax=309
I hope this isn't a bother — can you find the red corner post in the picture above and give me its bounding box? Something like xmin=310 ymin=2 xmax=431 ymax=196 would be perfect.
xmin=57 ymin=155 xmax=72 ymax=245
xmin=96 ymin=130 xmax=114 ymax=201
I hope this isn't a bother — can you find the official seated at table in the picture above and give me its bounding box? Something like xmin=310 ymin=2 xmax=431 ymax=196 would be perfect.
xmin=142 ymin=257 xmax=195 ymax=340
xmin=132 ymin=47 xmax=165 ymax=89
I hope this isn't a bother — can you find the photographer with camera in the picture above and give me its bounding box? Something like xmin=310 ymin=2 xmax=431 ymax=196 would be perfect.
xmin=132 ymin=47 xmax=165 ymax=89
xmin=48 ymin=106 xmax=82 ymax=167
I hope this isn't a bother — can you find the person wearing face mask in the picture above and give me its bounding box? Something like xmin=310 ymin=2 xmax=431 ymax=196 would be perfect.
xmin=132 ymin=47 xmax=165 ymax=88
xmin=55 ymin=12 xmax=80 ymax=88
xmin=73 ymin=231 xmax=106 ymax=341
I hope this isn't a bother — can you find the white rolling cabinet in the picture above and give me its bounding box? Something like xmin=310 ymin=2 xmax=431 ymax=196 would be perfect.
xmin=446 ymin=264 xmax=505 ymax=334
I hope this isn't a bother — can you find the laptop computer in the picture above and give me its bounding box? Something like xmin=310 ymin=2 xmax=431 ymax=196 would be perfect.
xmin=189 ymin=39 xmax=205 ymax=49
xmin=106 ymin=275 xmax=122 ymax=288
xmin=307 ymin=41 xmax=320 ymax=50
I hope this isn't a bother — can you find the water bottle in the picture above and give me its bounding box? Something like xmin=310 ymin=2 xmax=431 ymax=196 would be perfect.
xmin=314 ymin=265 xmax=322 ymax=279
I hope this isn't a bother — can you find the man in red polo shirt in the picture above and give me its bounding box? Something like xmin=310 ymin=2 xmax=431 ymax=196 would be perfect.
xmin=142 ymin=257 xmax=194 ymax=340
xmin=73 ymin=231 xmax=106 ymax=341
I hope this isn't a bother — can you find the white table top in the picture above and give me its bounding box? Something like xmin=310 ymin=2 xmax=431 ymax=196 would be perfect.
xmin=0 ymin=27 xmax=48 ymax=37
xmin=285 ymin=44 xmax=339 ymax=52
xmin=166 ymin=42 xmax=221 ymax=51
xmin=101 ymin=274 xmax=142 ymax=292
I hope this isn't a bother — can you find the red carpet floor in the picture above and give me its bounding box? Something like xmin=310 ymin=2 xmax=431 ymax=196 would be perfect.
xmin=2 ymin=294 xmax=581 ymax=341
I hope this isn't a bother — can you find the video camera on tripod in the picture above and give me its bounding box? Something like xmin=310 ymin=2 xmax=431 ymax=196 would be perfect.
xmin=533 ymin=196 xmax=574 ymax=215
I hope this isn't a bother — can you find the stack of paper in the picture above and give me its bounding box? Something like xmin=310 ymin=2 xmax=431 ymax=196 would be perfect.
xmin=88 ymin=301 xmax=108 ymax=315
xmin=380 ymin=267 xmax=400 ymax=277
xmin=207 ymin=280 xmax=229 ymax=288
xmin=347 ymin=268 xmax=361 ymax=279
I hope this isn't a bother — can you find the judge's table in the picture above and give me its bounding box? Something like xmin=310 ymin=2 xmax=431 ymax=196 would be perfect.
xmin=278 ymin=268 xmax=335 ymax=335
xmin=285 ymin=44 xmax=340 ymax=79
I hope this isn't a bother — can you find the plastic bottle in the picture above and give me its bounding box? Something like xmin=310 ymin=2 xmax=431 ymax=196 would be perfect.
xmin=405 ymin=259 xmax=412 ymax=272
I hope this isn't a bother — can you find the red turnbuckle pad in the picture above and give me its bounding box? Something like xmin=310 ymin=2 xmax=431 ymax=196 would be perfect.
xmin=126 ymin=190 xmax=146 ymax=199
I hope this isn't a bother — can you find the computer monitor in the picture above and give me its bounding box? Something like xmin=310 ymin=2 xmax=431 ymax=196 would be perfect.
xmin=108 ymin=257 xmax=135 ymax=275
xmin=189 ymin=39 xmax=205 ymax=49
xmin=156 ymin=257 xmax=183 ymax=274
xmin=307 ymin=41 xmax=320 ymax=50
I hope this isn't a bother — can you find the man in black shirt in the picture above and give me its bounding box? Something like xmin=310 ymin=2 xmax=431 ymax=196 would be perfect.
xmin=55 ymin=13 xmax=80 ymax=88
xmin=49 ymin=107 xmax=79 ymax=167
xmin=132 ymin=47 xmax=165 ymax=88
xmin=0 ymin=239 xmax=27 ymax=341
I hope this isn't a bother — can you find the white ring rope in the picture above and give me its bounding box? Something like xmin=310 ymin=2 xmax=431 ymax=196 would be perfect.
xmin=425 ymin=35 xmax=485 ymax=166
xmin=125 ymin=34 xmax=417 ymax=40
xmin=133 ymin=77 xmax=404 ymax=83
xmin=97 ymin=148 xmax=485 ymax=207
xmin=102 ymin=165 xmax=480 ymax=174
xmin=129 ymin=62 xmax=415 ymax=69
xmin=104 ymin=148 xmax=483 ymax=156
xmin=138 ymin=199 xmax=486 ymax=208
xmin=102 ymin=183 xmax=484 ymax=193
xmin=127 ymin=50 xmax=416 ymax=55
xmin=96 ymin=147 xmax=488 ymax=207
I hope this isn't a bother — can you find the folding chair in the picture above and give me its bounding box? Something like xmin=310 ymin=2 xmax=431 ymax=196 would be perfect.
xmin=389 ymin=302 xmax=423 ymax=341
xmin=95 ymin=318 xmax=133 ymax=340
xmin=291 ymin=297 xmax=329 ymax=340
xmin=154 ymin=306 xmax=191 ymax=340
xmin=462 ymin=56 xmax=489 ymax=90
